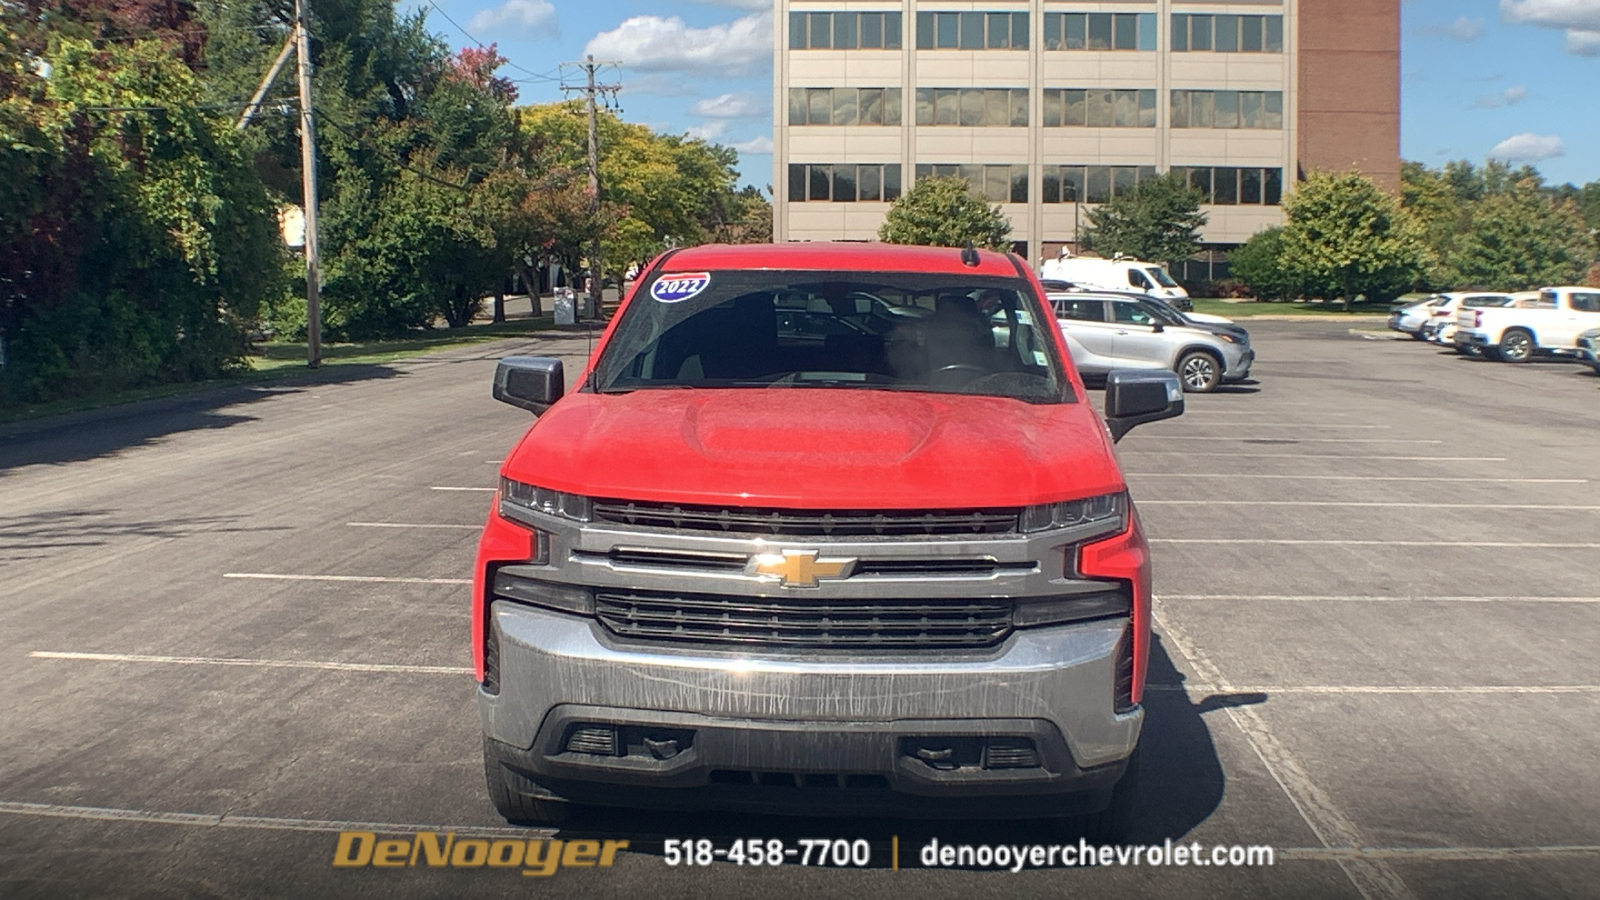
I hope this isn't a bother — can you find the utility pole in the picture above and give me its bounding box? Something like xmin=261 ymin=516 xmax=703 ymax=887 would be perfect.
xmin=294 ymin=0 xmax=322 ymax=366
xmin=235 ymin=36 xmax=295 ymax=131
xmin=561 ymin=56 xmax=620 ymax=320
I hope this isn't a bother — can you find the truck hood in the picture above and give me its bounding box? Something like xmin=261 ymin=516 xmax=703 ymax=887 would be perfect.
xmin=502 ymin=389 xmax=1125 ymax=509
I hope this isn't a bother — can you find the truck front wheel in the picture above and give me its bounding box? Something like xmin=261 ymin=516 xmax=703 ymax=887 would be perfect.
xmin=484 ymin=736 xmax=572 ymax=826
xmin=1498 ymin=329 xmax=1535 ymax=363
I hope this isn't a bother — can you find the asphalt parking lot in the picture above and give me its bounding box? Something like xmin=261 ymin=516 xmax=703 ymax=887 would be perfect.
xmin=2 ymin=320 xmax=1597 ymax=900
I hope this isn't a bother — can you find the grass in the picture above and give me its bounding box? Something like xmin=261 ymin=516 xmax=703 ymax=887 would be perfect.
xmin=1188 ymin=298 xmax=1395 ymax=318
xmin=0 ymin=316 xmax=558 ymax=426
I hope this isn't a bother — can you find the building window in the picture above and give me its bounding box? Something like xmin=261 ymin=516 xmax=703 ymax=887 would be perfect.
xmin=1043 ymin=13 xmax=1156 ymax=51
xmin=1171 ymin=91 xmax=1284 ymax=129
xmin=1040 ymin=89 xmax=1156 ymax=127
xmin=788 ymin=88 xmax=904 ymax=126
xmin=1172 ymin=14 xmax=1284 ymax=53
xmin=1172 ymin=167 xmax=1283 ymax=205
xmin=1040 ymin=165 xmax=1157 ymax=204
xmin=789 ymin=11 xmax=903 ymax=49
xmin=914 ymin=164 xmax=1029 ymax=203
xmin=788 ymin=164 xmax=903 ymax=202
xmin=915 ymin=11 xmax=1028 ymax=50
xmin=913 ymin=88 xmax=1027 ymax=126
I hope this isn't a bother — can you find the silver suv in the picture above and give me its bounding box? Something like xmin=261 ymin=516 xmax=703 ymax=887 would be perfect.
xmin=1051 ymin=293 xmax=1253 ymax=392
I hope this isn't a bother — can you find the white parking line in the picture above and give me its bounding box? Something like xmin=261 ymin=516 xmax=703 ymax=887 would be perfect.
xmin=1161 ymin=424 xmax=1393 ymax=429
xmin=29 ymin=651 xmax=472 ymax=674
xmin=223 ymin=573 xmax=471 ymax=584
xmin=346 ymin=522 xmax=479 ymax=530
xmin=1154 ymin=437 xmax=1443 ymax=444
xmin=0 ymin=800 xmax=546 ymax=838
xmin=1144 ymin=684 xmax=1600 ymax=695
xmin=430 ymin=486 xmax=496 ymax=492
xmin=1158 ymin=594 xmax=1600 ymax=603
xmin=1129 ymin=474 xmax=1585 ymax=483
xmin=1153 ymin=604 xmax=1416 ymax=900
xmin=1125 ymin=453 xmax=1508 ymax=461
xmin=1141 ymin=501 xmax=1600 ymax=510
xmin=1150 ymin=540 xmax=1600 ymax=548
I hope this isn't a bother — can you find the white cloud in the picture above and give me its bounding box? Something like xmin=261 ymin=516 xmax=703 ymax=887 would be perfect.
xmin=691 ymin=92 xmax=768 ymax=119
xmin=1471 ymin=85 xmax=1529 ymax=107
xmin=730 ymin=135 xmax=773 ymax=154
xmin=1419 ymin=16 xmax=1487 ymax=41
xmin=584 ymin=12 xmax=772 ymax=76
xmin=1567 ymin=28 xmax=1600 ymax=52
xmin=1487 ymin=133 xmax=1566 ymax=162
xmin=1500 ymin=0 xmax=1600 ymax=53
xmin=684 ymin=121 xmax=727 ymax=141
xmin=468 ymin=0 xmax=558 ymax=37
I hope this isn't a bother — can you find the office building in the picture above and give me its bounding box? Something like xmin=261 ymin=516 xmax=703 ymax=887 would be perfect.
xmin=771 ymin=0 xmax=1400 ymax=271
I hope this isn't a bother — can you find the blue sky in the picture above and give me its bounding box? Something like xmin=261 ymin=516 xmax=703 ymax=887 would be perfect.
xmin=406 ymin=0 xmax=1600 ymax=190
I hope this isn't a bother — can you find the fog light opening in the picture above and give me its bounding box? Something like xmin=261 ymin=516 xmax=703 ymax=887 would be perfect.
xmin=564 ymin=725 xmax=618 ymax=756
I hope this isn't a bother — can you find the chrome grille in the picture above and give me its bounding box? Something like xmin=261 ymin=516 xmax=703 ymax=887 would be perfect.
xmin=595 ymin=590 xmax=1013 ymax=649
xmin=591 ymin=500 xmax=1020 ymax=537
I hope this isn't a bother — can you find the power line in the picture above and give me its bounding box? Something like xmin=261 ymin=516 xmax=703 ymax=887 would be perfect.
xmin=417 ymin=0 xmax=560 ymax=84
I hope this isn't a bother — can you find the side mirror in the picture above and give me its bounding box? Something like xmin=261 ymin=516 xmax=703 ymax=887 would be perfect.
xmin=1104 ymin=369 xmax=1183 ymax=443
xmin=1150 ymin=322 xmax=1165 ymax=333
xmin=494 ymin=357 xmax=564 ymax=415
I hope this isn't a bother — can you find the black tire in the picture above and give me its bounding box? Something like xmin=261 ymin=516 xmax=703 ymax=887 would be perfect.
xmin=484 ymin=736 xmax=571 ymax=826
xmin=1498 ymin=329 xmax=1535 ymax=363
xmin=1079 ymin=744 xmax=1141 ymax=844
xmin=1176 ymin=351 xmax=1223 ymax=393
xmin=1480 ymin=346 xmax=1503 ymax=362
xmin=1409 ymin=331 xmax=1428 ymax=341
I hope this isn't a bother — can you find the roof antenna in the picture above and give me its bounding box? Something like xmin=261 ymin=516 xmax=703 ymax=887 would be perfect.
xmin=960 ymin=242 xmax=980 ymax=268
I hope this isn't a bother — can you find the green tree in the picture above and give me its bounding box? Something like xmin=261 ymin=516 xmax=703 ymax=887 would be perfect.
xmin=518 ymin=102 xmax=748 ymax=274
xmin=1227 ymin=227 xmax=1300 ymax=301
xmin=1281 ymin=171 xmax=1428 ymax=311
xmin=1577 ymin=181 xmax=1600 ymax=236
xmin=1449 ymin=181 xmax=1595 ymax=290
xmin=2 ymin=36 xmax=283 ymax=403
xmin=1080 ymin=174 xmax=1206 ymax=268
xmin=878 ymin=176 xmax=1010 ymax=250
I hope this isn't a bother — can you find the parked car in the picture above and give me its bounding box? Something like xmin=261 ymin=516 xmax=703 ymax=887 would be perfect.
xmin=1048 ymin=283 xmax=1233 ymax=326
xmin=1578 ymin=328 xmax=1600 ymax=374
xmin=478 ymin=243 xmax=1182 ymax=840
xmin=1455 ymin=287 xmax=1600 ymax=362
xmin=1050 ymin=291 xmax=1252 ymax=392
xmin=1389 ymin=296 xmax=1444 ymax=339
xmin=1416 ymin=292 xmax=1523 ymax=348
xmin=1040 ymin=253 xmax=1192 ymax=310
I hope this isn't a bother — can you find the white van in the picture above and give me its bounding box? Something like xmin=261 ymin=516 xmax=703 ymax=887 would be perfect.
xmin=1040 ymin=254 xmax=1190 ymax=305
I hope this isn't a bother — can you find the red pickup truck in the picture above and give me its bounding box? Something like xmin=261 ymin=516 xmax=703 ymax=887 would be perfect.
xmin=473 ymin=243 xmax=1183 ymax=840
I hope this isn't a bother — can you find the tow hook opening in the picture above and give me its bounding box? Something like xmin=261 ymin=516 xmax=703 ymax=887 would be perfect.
xmin=901 ymin=737 xmax=1042 ymax=771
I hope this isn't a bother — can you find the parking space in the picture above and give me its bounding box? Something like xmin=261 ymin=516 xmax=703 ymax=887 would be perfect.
xmin=2 ymin=321 xmax=1598 ymax=899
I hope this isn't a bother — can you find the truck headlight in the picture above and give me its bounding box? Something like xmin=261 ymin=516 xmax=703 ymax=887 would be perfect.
xmin=1020 ymin=492 xmax=1127 ymax=535
xmin=500 ymin=477 xmax=593 ymax=522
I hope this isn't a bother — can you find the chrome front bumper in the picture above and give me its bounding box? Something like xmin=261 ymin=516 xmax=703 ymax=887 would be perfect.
xmin=479 ymin=602 xmax=1142 ymax=810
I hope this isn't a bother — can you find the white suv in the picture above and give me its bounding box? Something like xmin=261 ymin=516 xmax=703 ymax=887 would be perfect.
xmin=1052 ymin=293 xmax=1253 ymax=392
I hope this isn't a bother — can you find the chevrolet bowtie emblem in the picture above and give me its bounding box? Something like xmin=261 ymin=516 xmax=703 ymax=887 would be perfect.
xmin=745 ymin=550 xmax=857 ymax=588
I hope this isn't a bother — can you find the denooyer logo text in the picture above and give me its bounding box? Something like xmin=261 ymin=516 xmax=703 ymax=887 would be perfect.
xmin=332 ymin=831 xmax=629 ymax=876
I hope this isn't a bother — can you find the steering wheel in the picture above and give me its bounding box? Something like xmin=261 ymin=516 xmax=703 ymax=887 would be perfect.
xmin=930 ymin=363 xmax=986 ymax=388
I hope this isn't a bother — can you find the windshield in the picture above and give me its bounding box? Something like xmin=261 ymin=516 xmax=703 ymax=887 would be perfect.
xmin=1146 ymin=267 xmax=1179 ymax=288
xmin=1140 ymin=296 xmax=1188 ymax=325
xmin=593 ymin=270 xmax=1073 ymax=403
